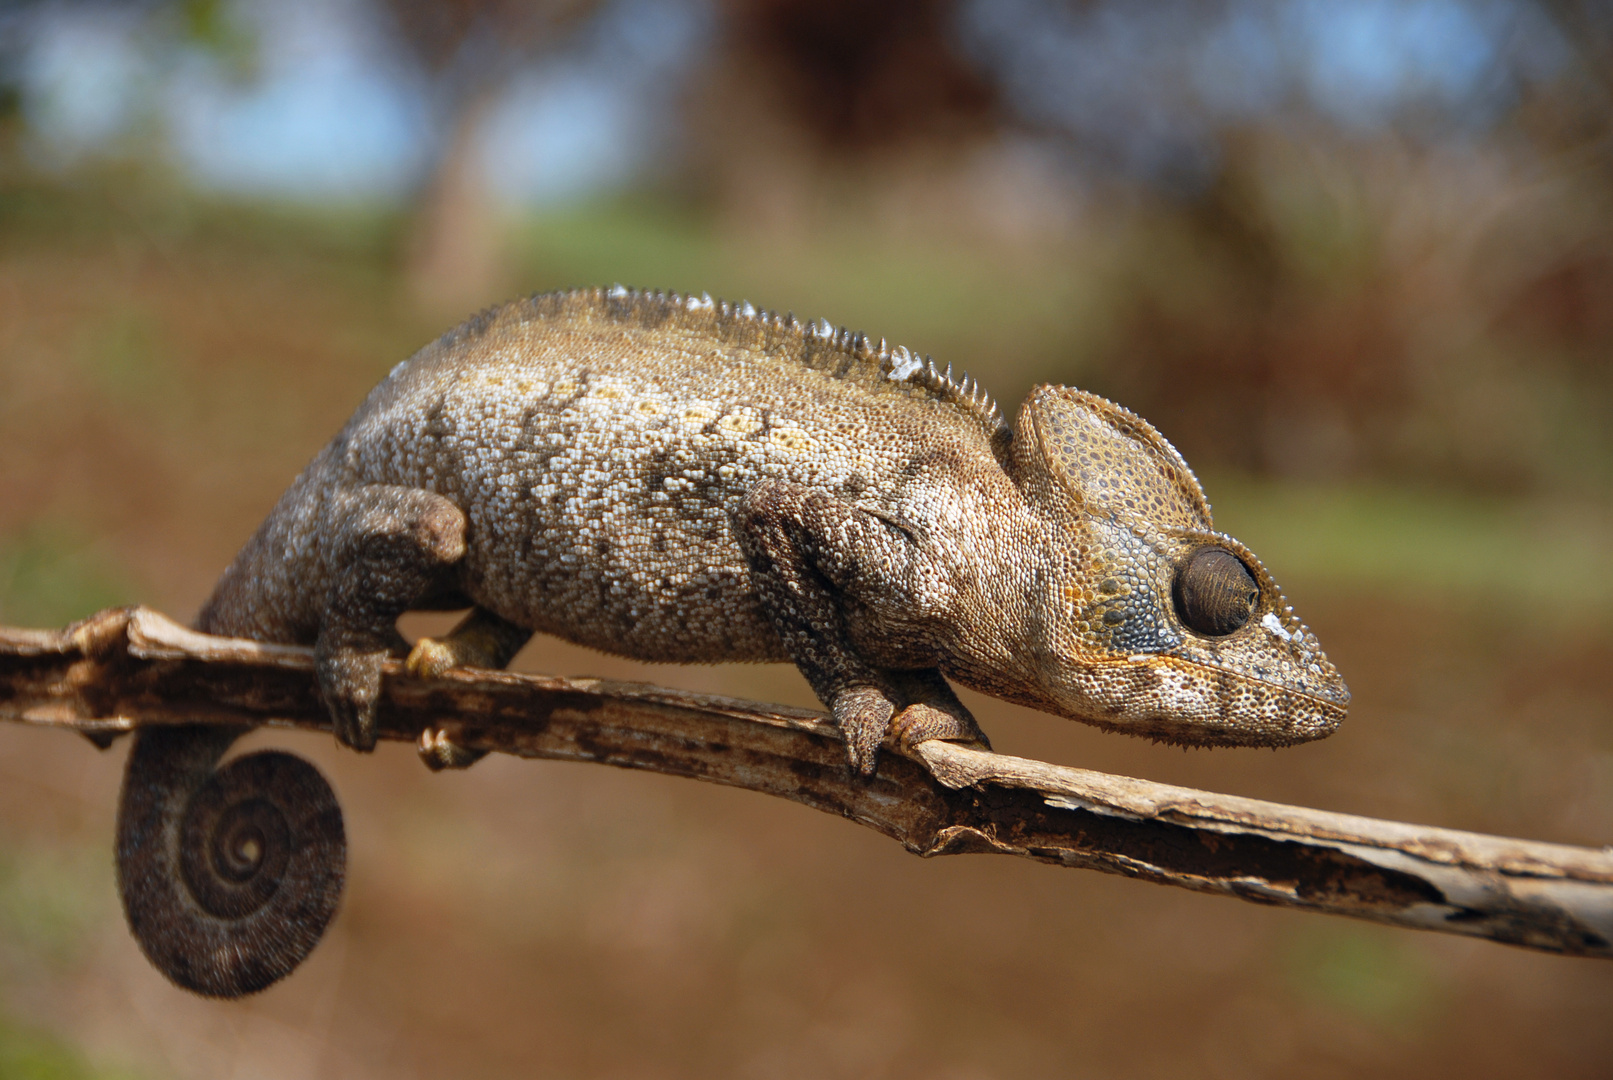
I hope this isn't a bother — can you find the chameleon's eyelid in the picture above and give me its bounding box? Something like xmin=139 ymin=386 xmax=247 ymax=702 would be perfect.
xmin=1161 ymin=529 xmax=1281 ymax=599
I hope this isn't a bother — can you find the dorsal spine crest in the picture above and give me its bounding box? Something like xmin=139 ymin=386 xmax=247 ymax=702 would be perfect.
xmin=489 ymin=285 xmax=1009 ymax=443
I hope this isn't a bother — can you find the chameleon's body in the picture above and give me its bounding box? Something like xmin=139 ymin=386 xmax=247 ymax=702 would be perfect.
xmin=116 ymin=286 xmax=1348 ymax=997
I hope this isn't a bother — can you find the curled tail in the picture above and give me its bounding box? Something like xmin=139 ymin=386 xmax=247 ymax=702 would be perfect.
xmin=115 ymin=724 xmax=346 ymax=997
xmin=113 ymin=479 xmax=484 ymax=995
xmin=113 ymin=464 xmax=353 ymax=996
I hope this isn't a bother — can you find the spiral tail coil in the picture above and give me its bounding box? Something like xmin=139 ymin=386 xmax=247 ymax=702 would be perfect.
xmin=116 ymin=725 xmax=346 ymax=997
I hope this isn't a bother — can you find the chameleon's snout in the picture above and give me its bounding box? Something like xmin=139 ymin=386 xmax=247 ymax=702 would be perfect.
xmin=1061 ymin=653 xmax=1348 ymax=747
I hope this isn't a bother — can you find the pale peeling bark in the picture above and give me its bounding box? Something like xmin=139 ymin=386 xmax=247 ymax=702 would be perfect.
xmin=2 ymin=606 xmax=1610 ymax=960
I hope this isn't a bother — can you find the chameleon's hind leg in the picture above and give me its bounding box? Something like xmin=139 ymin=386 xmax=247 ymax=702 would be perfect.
xmin=736 ymin=479 xmax=987 ymax=775
xmin=315 ymin=484 xmax=470 ymax=751
xmin=406 ymin=607 xmax=532 ymax=770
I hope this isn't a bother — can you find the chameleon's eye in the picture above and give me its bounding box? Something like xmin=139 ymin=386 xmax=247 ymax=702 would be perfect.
xmin=1173 ymin=547 xmax=1259 ymax=637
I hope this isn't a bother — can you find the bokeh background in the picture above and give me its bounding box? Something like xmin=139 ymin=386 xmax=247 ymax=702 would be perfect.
xmin=2 ymin=0 xmax=1613 ymax=1076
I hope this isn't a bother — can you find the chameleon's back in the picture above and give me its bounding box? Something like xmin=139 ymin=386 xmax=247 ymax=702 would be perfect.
xmin=332 ymin=287 xmax=1016 ymax=663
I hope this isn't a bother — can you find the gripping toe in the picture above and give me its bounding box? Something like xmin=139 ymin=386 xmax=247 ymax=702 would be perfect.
xmin=417 ymin=724 xmax=489 ymax=771
xmin=890 ymin=702 xmax=990 ymax=754
xmin=831 ymin=686 xmax=897 ymax=776
xmin=405 ymin=636 xmax=457 ymax=679
xmin=315 ymin=644 xmax=384 ymax=752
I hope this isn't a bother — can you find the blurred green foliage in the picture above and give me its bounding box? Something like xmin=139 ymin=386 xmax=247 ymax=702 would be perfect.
xmin=0 ymin=1015 xmax=146 ymax=1080
xmin=1089 ymin=140 xmax=1613 ymax=496
xmin=72 ymin=306 xmax=172 ymax=405
xmin=175 ymin=0 xmax=257 ymax=80
xmin=0 ymin=843 xmax=142 ymax=1080
xmin=1284 ymin=925 xmax=1441 ymax=1032
xmin=0 ymin=845 xmax=106 ymax=967
xmin=0 ymin=525 xmax=136 ymax=628
xmin=1209 ymin=476 xmax=1613 ymax=621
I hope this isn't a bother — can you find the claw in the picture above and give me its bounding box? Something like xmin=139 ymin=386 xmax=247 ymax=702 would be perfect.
xmin=405 ymin=636 xmax=456 ymax=679
xmin=333 ymin=692 xmax=379 ymax=752
xmin=316 ymin=645 xmax=383 ymax=752
xmin=405 ymin=610 xmax=531 ymax=679
xmin=890 ymin=702 xmax=991 ymax=755
xmin=832 ymin=686 xmax=896 ymax=776
xmin=417 ymin=724 xmax=488 ymax=771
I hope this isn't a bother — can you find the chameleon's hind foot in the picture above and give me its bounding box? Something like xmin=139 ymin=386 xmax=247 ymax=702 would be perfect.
xmin=404 ymin=636 xmax=455 ymax=679
xmin=315 ymin=643 xmax=388 ymax=751
xmin=403 ymin=609 xmax=527 ymax=771
xmin=417 ymin=724 xmax=488 ymax=771
xmin=406 ymin=607 xmax=532 ymax=679
xmin=314 ymin=484 xmax=475 ymax=752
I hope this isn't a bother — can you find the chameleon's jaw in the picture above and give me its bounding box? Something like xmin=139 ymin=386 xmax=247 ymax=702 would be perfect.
xmin=1051 ymin=654 xmax=1349 ymax=748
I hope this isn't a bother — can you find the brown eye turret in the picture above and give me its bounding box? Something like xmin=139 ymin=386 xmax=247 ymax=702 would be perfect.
xmin=1173 ymin=547 xmax=1259 ymax=637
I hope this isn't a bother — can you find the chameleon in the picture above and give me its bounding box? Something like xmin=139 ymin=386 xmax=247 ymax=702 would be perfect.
xmin=114 ymin=285 xmax=1349 ymax=997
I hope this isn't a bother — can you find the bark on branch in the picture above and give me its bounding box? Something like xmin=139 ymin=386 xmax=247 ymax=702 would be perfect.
xmin=3 ymin=606 xmax=1611 ymax=960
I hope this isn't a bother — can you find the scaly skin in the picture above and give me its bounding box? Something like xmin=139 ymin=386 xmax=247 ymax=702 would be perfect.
xmin=116 ymin=285 xmax=1349 ymax=996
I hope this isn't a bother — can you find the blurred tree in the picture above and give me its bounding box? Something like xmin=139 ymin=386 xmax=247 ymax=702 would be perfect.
xmin=6 ymin=0 xmax=1613 ymax=489
xmin=721 ymin=0 xmax=997 ymax=150
xmin=377 ymin=0 xmax=603 ymax=309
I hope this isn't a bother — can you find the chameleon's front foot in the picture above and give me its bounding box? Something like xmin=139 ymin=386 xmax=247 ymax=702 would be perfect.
xmin=832 ymin=686 xmax=897 ymax=776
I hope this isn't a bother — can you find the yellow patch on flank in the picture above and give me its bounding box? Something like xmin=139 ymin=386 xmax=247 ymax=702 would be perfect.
xmin=637 ymin=399 xmax=664 ymax=415
xmin=593 ymin=385 xmax=624 ymax=400
xmin=769 ymin=426 xmax=811 ymax=453
xmin=718 ymin=409 xmax=763 ymax=436
xmin=681 ymin=405 xmax=717 ymax=426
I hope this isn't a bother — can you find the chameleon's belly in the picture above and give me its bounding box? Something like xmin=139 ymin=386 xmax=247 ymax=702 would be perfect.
xmin=468 ymin=489 xmax=781 ymax=664
xmin=354 ymin=353 xmax=900 ymax=664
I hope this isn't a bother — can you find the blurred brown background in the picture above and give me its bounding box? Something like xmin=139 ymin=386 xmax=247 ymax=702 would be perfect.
xmin=2 ymin=0 xmax=1612 ymax=1076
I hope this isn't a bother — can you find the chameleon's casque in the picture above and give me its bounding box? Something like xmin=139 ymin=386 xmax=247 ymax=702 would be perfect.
xmin=116 ymin=285 xmax=1348 ymax=997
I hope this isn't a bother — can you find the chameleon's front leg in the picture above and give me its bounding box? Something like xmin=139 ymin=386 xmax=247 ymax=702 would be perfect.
xmin=736 ymin=479 xmax=989 ymax=775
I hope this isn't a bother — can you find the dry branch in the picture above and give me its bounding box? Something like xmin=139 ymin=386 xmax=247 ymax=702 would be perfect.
xmin=3 ymin=606 xmax=1611 ymax=960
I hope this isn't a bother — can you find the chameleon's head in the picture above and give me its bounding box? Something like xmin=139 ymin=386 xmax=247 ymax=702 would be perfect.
xmin=1011 ymin=386 xmax=1349 ymax=747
